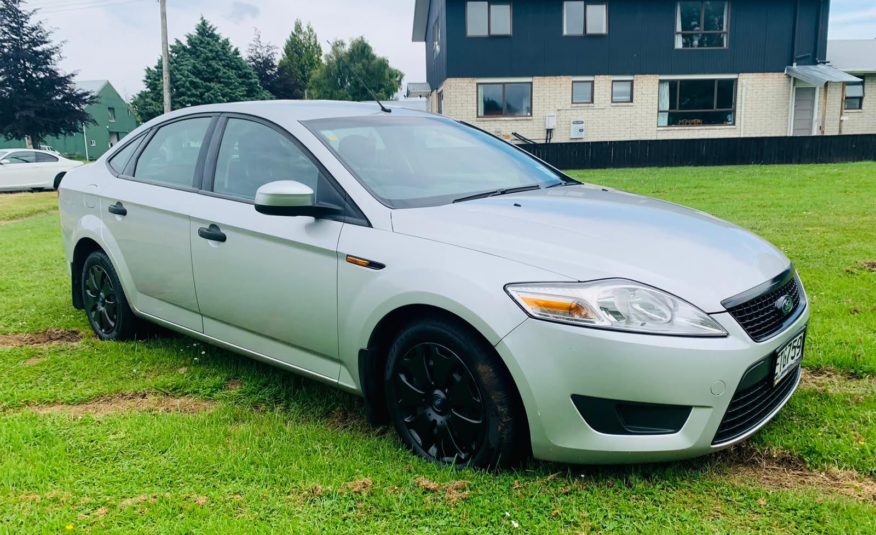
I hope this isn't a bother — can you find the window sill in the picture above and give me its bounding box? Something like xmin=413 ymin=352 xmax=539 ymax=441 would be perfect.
xmin=657 ymin=125 xmax=736 ymax=130
xmin=476 ymin=116 xmax=534 ymax=121
xmin=610 ymin=102 xmax=635 ymax=106
xmin=843 ymin=109 xmax=864 ymax=114
xmin=571 ymin=103 xmax=595 ymax=107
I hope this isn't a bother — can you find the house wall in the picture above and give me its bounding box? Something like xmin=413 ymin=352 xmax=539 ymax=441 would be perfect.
xmin=0 ymin=82 xmax=138 ymax=160
xmin=439 ymin=0 xmax=829 ymax=86
xmin=823 ymin=75 xmax=876 ymax=136
xmin=439 ymin=73 xmax=793 ymax=142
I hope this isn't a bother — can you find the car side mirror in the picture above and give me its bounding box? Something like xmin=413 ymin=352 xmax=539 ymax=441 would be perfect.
xmin=254 ymin=180 xmax=342 ymax=218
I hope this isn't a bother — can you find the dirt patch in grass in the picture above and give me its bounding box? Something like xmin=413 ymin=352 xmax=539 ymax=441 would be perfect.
xmin=858 ymin=261 xmax=876 ymax=272
xmin=26 ymin=392 xmax=216 ymax=417
xmin=415 ymin=477 xmax=471 ymax=505
xmin=340 ymin=478 xmax=373 ymax=495
xmin=800 ymin=368 xmax=875 ymax=396
xmin=719 ymin=444 xmax=876 ymax=502
xmin=0 ymin=329 xmax=81 ymax=348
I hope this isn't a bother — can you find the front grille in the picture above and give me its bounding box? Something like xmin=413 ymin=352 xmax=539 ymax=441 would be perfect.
xmin=725 ymin=271 xmax=803 ymax=342
xmin=712 ymin=360 xmax=800 ymax=445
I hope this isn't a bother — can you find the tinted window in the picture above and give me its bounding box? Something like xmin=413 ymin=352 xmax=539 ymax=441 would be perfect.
xmin=3 ymin=151 xmax=37 ymax=164
xmin=213 ymin=118 xmax=321 ymax=201
xmin=307 ymin=116 xmax=564 ymax=209
xmin=108 ymin=134 xmax=145 ymax=174
xmin=477 ymin=82 xmax=532 ymax=117
xmin=35 ymin=152 xmax=59 ymax=163
xmin=134 ymin=118 xmax=211 ymax=188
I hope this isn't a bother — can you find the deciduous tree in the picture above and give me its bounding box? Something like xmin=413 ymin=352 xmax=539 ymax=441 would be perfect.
xmin=274 ymin=20 xmax=322 ymax=99
xmin=308 ymin=37 xmax=403 ymax=102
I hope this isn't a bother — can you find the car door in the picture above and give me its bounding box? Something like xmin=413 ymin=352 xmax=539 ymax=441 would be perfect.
xmin=188 ymin=115 xmax=354 ymax=382
xmin=33 ymin=151 xmax=62 ymax=188
xmin=0 ymin=150 xmax=40 ymax=189
xmin=100 ymin=115 xmax=216 ymax=332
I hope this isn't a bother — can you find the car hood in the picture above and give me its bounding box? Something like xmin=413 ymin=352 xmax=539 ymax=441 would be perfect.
xmin=391 ymin=184 xmax=790 ymax=313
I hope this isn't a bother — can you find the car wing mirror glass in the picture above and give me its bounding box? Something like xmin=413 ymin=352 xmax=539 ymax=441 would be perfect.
xmin=254 ymin=180 xmax=342 ymax=218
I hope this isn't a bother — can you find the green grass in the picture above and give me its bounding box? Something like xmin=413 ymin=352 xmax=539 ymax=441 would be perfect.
xmin=0 ymin=164 xmax=874 ymax=533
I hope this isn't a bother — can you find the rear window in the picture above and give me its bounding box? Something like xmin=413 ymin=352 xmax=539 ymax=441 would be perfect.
xmin=35 ymin=152 xmax=58 ymax=163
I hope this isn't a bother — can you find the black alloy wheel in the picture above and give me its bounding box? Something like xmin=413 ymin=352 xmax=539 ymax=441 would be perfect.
xmin=81 ymin=251 xmax=136 ymax=340
xmin=385 ymin=318 xmax=527 ymax=468
xmin=84 ymin=264 xmax=118 ymax=336
xmin=391 ymin=342 xmax=486 ymax=464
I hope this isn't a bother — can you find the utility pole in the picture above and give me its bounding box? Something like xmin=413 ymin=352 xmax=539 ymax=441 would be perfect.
xmin=159 ymin=0 xmax=171 ymax=114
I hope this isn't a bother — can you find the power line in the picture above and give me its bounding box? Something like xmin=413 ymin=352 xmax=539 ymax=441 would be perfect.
xmin=34 ymin=0 xmax=150 ymax=14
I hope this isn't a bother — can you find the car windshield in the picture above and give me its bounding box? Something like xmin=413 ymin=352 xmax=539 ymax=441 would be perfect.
xmin=305 ymin=116 xmax=565 ymax=208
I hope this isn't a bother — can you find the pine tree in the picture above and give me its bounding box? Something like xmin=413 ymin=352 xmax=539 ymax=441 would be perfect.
xmin=0 ymin=0 xmax=96 ymax=148
xmin=132 ymin=18 xmax=270 ymax=122
xmin=274 ymin=20 xmax=322 ymax=99
xmin=308 ymin=38 xmax=403 ymax=102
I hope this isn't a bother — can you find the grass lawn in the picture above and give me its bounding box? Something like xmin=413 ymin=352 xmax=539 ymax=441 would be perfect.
xmin=0 ymin=163 xmax=874 ymax=533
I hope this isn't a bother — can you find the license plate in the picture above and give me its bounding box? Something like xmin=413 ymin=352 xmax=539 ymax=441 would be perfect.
xmin=774 ymin=330 xmax=805 ymax=385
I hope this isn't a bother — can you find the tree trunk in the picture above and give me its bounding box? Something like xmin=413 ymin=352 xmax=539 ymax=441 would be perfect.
xmin=25 ymin=135 xmax=33 ymax=149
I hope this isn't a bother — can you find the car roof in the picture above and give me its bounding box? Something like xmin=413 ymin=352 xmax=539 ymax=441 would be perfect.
xmin=140 ymin=100 xmax=437 ymax=130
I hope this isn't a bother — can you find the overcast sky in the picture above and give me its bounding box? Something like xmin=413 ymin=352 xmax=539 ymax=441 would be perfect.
xmin=28 ymin=0 xmax=876 ymax=101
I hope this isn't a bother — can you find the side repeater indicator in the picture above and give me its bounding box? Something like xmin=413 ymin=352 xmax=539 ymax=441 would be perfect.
xmin=345 ymin=255 xmax=386 ymax=270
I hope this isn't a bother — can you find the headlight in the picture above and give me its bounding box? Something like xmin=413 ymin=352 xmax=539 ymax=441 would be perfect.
xmin=506 ymin=280 xmax=727 ymax=337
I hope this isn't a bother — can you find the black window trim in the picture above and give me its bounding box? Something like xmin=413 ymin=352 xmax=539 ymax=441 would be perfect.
xmin=611 ymin=79 xmax=634 ymax=104
xmin=111 ymin=113 xmax=219 ymax=194
xmin=571 ymin=80 xmax=595 ymax=104
xmin=200 ymin=112 xmax=370 ymax=227
xmin=466 ymin=0 xmax=513 ymax=38
xmin=476 ymin=81 xmax=534 ymax=118
xmin=563 ymin=1 xmax=609 ymax=37
xmin=658 ymin=78 xmax=737 ymax=127
xmin=675 ymin=0 xmax=731 ymax=50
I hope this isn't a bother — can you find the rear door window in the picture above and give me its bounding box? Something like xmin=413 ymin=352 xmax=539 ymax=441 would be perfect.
xmin=134 ymin=117 xmax=212 ymax=188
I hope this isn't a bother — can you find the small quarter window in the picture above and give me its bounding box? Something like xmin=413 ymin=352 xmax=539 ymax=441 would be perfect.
xmin=108 ymin=134 xmax=145 ymax=174
xmin=35 ymin=152 xmax=58 ymax=163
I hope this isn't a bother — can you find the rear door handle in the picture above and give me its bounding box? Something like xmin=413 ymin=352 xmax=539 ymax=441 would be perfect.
xmin=108 ymin=202 xmax=127 ymax=216
xmin=198 ymin=224 xmax=227 ymax=243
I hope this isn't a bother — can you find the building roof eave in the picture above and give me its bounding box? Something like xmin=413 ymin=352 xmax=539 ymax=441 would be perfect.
xmin=412 ymin=0 xmax=430 ymax=42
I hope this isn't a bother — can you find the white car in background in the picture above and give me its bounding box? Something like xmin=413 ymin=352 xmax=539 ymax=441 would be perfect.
xmin=0 ymin=148 xmax=82 ymax=192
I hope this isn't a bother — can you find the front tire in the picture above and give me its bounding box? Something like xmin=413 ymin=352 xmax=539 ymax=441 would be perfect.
xmin=384 ymin=318 xmax=528 ymax=469
xmin=81 ymin=251 xmax=137 ymax=340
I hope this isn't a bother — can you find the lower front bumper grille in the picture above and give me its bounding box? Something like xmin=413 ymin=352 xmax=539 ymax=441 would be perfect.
xmin=712 ymin=359 xmax=800 ymax=445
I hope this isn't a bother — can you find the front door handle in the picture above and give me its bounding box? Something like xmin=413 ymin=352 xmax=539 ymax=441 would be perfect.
xmin=108 ymin=202 xmax=127 ymax=216
xmin=198 ymin=224 xmax=227 ymax=243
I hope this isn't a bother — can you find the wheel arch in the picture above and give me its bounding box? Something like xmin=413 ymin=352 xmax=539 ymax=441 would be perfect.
xmin=71 ymin=237 xmax=104 ymax=309
xmin=358 ymin=303 xmax=530 ymax=448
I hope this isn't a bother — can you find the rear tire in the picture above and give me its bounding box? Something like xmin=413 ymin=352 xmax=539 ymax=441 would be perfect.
xmin=384 ymin=318 xmax=528 ymax=469
xmin=81 ymin=251 xmax=137 ymax=340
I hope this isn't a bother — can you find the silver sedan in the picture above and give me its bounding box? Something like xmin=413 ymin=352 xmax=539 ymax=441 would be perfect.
xmin=58 ymin=102 xmax=808 ymax=468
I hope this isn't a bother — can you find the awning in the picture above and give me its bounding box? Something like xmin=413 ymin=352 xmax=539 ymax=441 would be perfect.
xmin=785 ymin=64 xmax=861 ymax=86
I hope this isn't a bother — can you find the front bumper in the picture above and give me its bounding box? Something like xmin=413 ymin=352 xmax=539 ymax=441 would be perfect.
xmin=495 ymin=304 xmax=809 ymax=464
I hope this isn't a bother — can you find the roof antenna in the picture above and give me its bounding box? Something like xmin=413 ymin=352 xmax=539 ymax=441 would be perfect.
xmin=327 ymin=40 xmax=392 ymax=113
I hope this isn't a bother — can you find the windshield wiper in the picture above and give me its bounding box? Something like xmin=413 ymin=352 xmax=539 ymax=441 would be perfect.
xmin=452 ymin=184 xmax=542 ymax=204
